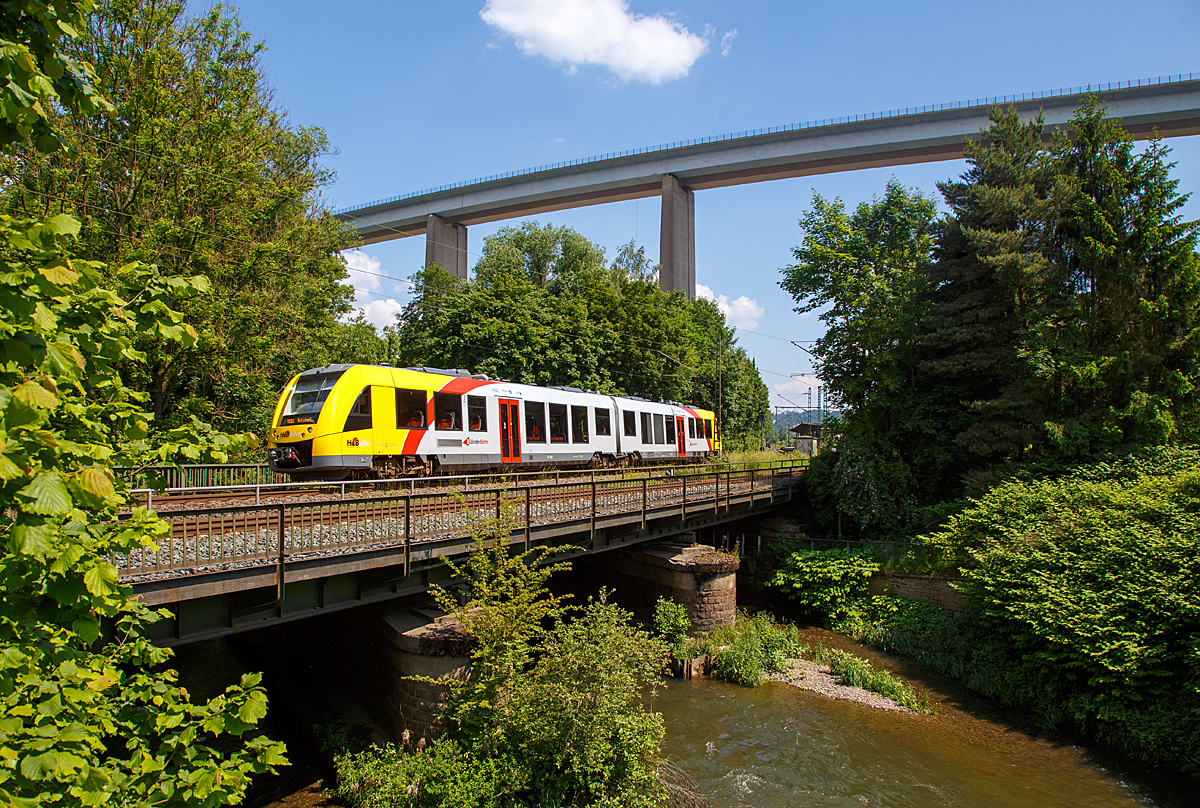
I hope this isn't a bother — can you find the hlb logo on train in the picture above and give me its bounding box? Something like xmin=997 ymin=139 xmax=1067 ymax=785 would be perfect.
xmin=463 ymin=437 xmax=489 ymax=446
xmin=346 ymin=437 xmax=371 ymax=447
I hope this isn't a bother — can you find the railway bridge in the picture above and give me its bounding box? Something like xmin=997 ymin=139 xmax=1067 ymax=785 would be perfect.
xmin=336 ymin=74 xmax=1200 ymax=299
xmin=122 ymin=460 xmax=807 ymax=647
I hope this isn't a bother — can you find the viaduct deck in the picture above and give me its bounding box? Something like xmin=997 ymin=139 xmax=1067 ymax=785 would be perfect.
xmin=122 ymin=461 xmax=806 ymax=645
xmin=335 ymin=74 xmax=1200 ymax=296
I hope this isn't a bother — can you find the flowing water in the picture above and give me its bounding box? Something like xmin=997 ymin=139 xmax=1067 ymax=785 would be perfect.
xmin=656 ymin=631 xmax=1179 ymax=808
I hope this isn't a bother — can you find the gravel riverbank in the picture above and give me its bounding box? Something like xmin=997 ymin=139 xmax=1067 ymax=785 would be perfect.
xmin=767 ymin=658 xmax=913 ymax=713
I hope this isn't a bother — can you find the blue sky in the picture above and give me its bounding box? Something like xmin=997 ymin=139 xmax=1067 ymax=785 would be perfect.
xmin=231 ymin=0 xmax=1200 ymax=410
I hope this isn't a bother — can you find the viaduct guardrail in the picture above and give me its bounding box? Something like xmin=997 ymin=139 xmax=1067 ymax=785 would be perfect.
xmin=122 ymin=460 xmax=807 ymax=644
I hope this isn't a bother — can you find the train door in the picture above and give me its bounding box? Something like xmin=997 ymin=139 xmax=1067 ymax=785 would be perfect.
xmin=675 ymin=416 xmax=686 ymax=458
xmin=499 ymin=399 xmax=521 ymax=462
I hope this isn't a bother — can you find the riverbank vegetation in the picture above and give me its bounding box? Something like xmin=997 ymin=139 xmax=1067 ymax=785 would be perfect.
xmin=335 ymin=536 xmax=677 ymax=808
xmin=767 ymin=445 xmax=1200 ymax=768
xmin=779 ymin=91 xmax=1200 ymax=772
xmin=653 ymin=602 xmax=932 ymax=713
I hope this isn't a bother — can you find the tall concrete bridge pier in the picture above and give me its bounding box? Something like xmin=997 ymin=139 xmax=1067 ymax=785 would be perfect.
xmin=336 ymin=75 xmax=1200 ymax=299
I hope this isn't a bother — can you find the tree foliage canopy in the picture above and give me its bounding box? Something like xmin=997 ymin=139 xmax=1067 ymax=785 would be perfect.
xmin=390 ymin=222 xmax=771 ymax=448
xmin=0 ymin=3 xmax=285 ymax=805
xmin=1 ymin=0 xmax=359 ymax=436
xmin=785 ymin=101 xmax=1200 ymax=535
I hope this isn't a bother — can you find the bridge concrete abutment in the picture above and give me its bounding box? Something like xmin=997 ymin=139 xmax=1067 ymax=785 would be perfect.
xmin=373 ymin=607 xmax=472 ymax=746
xmin=425 ymin=214 xmax=469 ymax=280
xmin=659 ymin=174 xmax=695 ymax=299
xmin=594 ymin=536 xmax=739 ymax=634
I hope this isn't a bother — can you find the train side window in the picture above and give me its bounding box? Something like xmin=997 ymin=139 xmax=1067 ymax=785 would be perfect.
xmin=653 ymin=413 xmax=665 ymax=444
xmin=704 ymin=420 xmax=713 ymax=439
xmin=468 ymin=396 xmax=487 ymax=432
xmin=549 ymin=403 xmax=568 ymax=443
xmin=434 ymin=392 xmax=462 ymax=430
xmin=526 ymin=402 xmax=546 ymax=442
xmin=396 ymin=389 xmax=426 ymax=429
xmin=571 ymin=405 xmax=589 ymax=443
xmin=640 ymin=412 xmax=652 ymax=443
xmin=688 ymin=418 xmax=695 ymax=439
xmin=343 ymin=387 xmax=372 ymax=432
xmin=665 ymin=416 xmax=676 ymax=444
xmin=595 ymin=408 xmax=611 ymax=436
xmin=623 ymin=411 xmax=636 ymax=437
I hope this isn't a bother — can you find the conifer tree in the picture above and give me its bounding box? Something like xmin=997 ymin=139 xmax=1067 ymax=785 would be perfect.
xmin=916 ymin=107 xmax=1057 ymax=480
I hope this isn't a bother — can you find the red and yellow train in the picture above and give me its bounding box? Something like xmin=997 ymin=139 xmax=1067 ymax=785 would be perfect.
xmin=266 ymin=364 xmax=720 ymax=480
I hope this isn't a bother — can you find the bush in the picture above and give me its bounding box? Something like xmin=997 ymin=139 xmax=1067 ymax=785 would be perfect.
xmin=708 ymin=611 xmax=802 ymax=688
xmin=652 ymin=597 xmax=691 ymax=659
xmin=334 ymin=533 xmax=671 ymax=808
xmin=336 ymin=740 xmax=504 ymax=808
xmin=867 ymin=448 xmax=1200 ymax=770
xmin=767 ymin=548 xmax=880 ymax=619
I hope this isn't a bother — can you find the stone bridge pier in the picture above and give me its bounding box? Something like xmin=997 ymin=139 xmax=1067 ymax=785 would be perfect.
xmin=350 ymin=606 xmax=472 ymax=746
xmin=592 ymin=536 xmax=739 ymax=635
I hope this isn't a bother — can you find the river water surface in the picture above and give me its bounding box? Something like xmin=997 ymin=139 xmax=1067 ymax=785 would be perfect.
xmin=655 ymin=630 xmax=1176 ymax=808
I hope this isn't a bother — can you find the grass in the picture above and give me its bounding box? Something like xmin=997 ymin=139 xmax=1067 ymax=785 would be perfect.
xmin=692 ymin=610 xmax=803 ymax=688
xmin=812 ymin=645 xmax=937 ymax=714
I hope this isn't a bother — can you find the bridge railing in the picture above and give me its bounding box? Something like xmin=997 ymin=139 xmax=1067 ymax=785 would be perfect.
xmin=121 ymin=456 xmax=810 ymax=506
xmin=115 ymin=464 xmax=804 ymax=585
xmin=117 ymin=464 xmax=290 ymax=490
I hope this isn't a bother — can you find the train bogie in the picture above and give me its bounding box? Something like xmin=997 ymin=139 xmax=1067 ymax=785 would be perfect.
xmin=266 ymin=364 xmax=719 ymax=479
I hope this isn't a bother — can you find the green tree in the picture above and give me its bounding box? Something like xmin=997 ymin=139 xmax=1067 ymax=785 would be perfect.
xmin=396 ymin=223 xmax=770 ymax=447
xmin=0 ymin=4 xmax=285 ymax=805
xmin=1 ymin=0 xmax=359 ymax=435
xmin=1029 ymin=99 xmax=1200 ymax=457
xmin=780 ymin=179 xmax=937 ymax=530
xmin=917 ymin=107 xmax=1057 ymax=475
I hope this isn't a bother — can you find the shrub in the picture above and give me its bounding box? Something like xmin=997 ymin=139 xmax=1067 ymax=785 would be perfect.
xmin=335 ymin=739 xmax=504 ymax=808
xmin=335 ymin=531 xmax=671 ymax=808
xmin=652 ymin=597 xmax=691 ymax=659
xmin=897 ymin=449 xmax=1200 ymax=769
xmin=767 ymin=548 xmax=880 ymax=619
xmin=709 ymin=611 xmax=802 ymax=688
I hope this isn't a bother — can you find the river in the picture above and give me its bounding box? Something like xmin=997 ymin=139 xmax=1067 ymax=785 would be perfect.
xmin=182 ymin=619 xmax=1187 ymax=808
xmin=655 ymin=628 xmax=1177 ymax=808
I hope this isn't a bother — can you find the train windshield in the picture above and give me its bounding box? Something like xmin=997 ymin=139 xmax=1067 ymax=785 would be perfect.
xmin=279 ymin=369 xmax=347 ymax=425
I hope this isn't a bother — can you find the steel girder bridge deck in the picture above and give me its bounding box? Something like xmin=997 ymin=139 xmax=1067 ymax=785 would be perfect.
xmin=120 ymin=461 xmax=807 ymax=645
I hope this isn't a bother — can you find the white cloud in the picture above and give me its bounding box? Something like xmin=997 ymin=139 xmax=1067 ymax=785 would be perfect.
xmin=773 ymin=376 xmax=820 ymax=396
xmin=340 ymin=249 xmax=405 ymax=331
xmin=696 ymin=283 xmax=765 ymax=331
xmin=553 ymin=136 xmax=565 ymax=143
xmin=359 ymin=298 xmax=405 ymax=330
xmin=719 ymin=28 xmax=736 ymax=56
xmin=342 ymin=249 xmax=382 ymax=294
xmin=480 ymin=0 xmax=709 ymax=84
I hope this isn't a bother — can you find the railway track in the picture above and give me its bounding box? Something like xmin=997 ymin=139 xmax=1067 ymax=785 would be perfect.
xmin=116 ymin=465 xmax=803 ymax=586
xmin=128 ymin=459 xmax=808 ymax=513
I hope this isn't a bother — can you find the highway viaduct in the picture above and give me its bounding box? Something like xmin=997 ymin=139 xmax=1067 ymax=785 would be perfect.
xmin=335 ymin=74 xmax=1200 ymax=300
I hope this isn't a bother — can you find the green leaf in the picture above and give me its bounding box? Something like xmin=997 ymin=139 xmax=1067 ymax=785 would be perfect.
xmin=17 ymin=472 xmax=73 ymax=515
xmin=236 ymin=690 xmax=268 ymax=725
xmin=83 ymin=562 xmax=119 ymax=597
xmin=11 ymin=523 xmax=54 ymax=558
xmin=45 ymin=341 xmax=85 ymax=375
xmin=37 ymin=259 xmax=79 ymax=285
xmin=75 ymin=466 xmax=115 ymax=499
xmin=43 ymin=214 xmax=81 ymax=237
xmin=12 ymin=380 xmax=58 ymax=410
xmin=0 ymin=452 xmax=24 ymax=480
